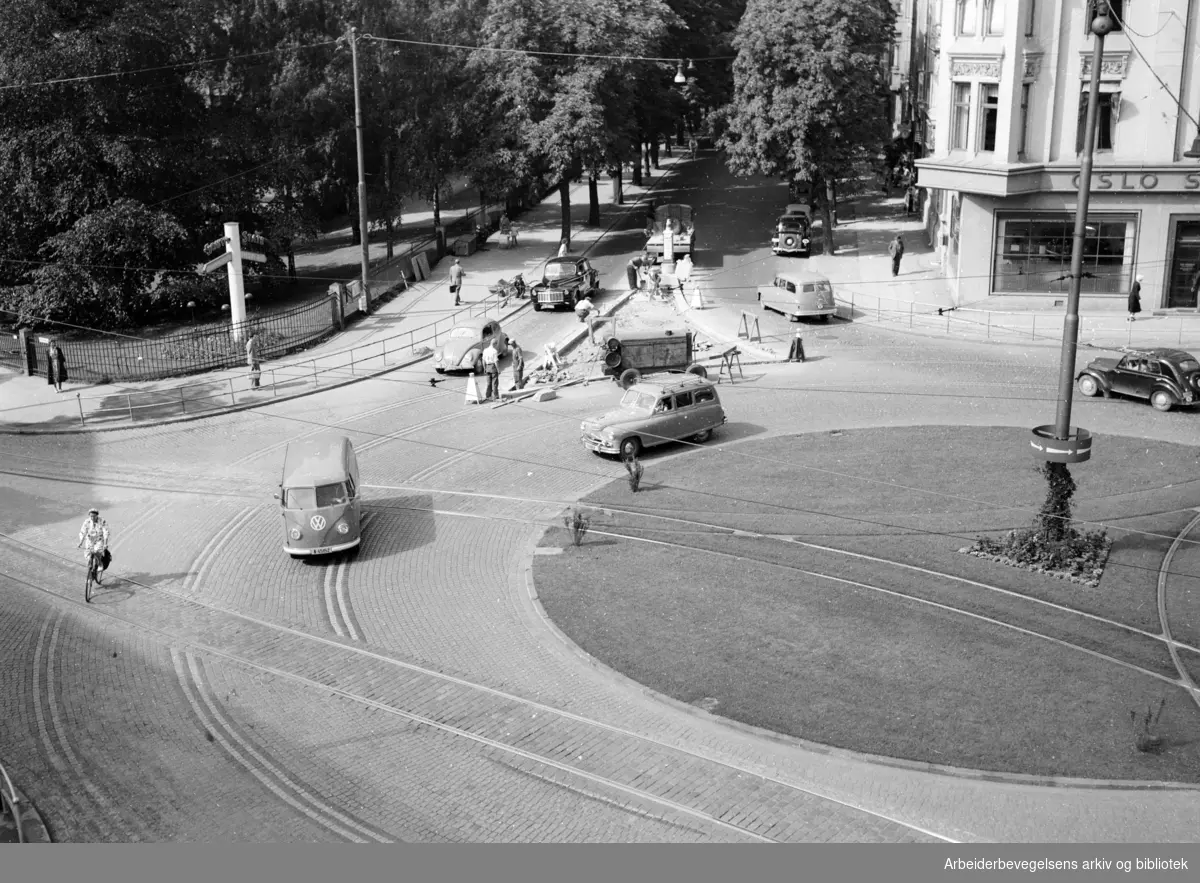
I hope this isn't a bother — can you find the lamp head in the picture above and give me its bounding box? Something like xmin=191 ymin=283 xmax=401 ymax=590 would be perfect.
xmin=1184 ymin=135 xmax=1200 ymax=159
xmin=674 ymin=61 xmax=686 ymax=85
xmin=1091 ymin=2 xmax=1114 ymax=36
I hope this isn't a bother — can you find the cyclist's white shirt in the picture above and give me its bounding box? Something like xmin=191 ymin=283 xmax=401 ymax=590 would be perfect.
xmin=79 ymin=518 xmax=110 ymax=554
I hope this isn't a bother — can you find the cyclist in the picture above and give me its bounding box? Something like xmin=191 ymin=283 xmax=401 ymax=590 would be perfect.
xmin=77 ymin=507 xmax=110 ymax=584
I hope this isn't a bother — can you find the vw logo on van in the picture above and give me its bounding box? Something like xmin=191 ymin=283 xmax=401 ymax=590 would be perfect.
xmin=310 ymin=515 xmax=327 ymax=531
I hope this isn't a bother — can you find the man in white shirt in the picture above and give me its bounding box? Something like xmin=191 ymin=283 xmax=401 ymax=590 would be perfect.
xmin=481 ymin=338 xmax=501 ymax=401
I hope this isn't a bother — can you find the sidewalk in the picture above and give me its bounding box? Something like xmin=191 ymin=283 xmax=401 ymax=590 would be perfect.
xmin=677 ymin=191 xmax=1200 ymax=361
xmin=0 ymin=155 xmax=690 ymax=432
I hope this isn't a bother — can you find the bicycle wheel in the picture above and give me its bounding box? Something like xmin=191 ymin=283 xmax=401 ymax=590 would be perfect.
xmin=85 ymin=556 xmax=96 ymax=603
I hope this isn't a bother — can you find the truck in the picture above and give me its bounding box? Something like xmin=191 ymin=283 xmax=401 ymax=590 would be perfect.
xmin=644 ymin=204 xmax=696 ymax=260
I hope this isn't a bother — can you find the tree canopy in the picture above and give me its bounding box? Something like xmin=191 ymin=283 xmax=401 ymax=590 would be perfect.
xmin=720 ymin=0 xmax=896 ymax=253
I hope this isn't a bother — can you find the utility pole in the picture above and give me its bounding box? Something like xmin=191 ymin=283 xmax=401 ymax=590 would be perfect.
xmin=349 ymin=26 xmax=371 ymax=301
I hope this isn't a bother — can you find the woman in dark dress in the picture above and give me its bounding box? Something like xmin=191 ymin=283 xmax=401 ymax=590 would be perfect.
xmin=46 ymin=342 xmax=68 ymax=392
xmin=1127 ymin=274 xmax=1143 ymax=322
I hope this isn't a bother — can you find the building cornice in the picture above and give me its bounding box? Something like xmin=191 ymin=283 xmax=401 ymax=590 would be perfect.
xmin=915 ymin=157 xmax=1200 ymax=197
xmin=1079 ymin=51 xmax=1131 ymax=79
xmin=949 ymin=52 xmax=1004 ymax=79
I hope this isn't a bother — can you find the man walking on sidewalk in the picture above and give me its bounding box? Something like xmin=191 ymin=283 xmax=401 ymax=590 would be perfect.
xmin=449 ymin=259 xmax=465 ymax=306
xmin=482 ymin=338 xmax=500 ymax=401
xmin=888 ymin=234 xmax=905 ymax=277
xmin=246 ymin=331 xmax=262 ymax=388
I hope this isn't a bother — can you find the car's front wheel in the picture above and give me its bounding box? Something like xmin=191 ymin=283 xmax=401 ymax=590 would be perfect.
xmin=691 ymin=428 xmax=713 ymax=443
xmin=619 ymin=437 xmax=641 ymax=460
xmin=1077 ymin=375 xmax=1099 ymax=397
xmin=1150 ymin=390 xmax=1175 ymax=412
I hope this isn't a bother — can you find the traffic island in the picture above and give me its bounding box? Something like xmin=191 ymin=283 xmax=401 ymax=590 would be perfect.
xmin=531 ymin=425 xmax=1200 ymax=783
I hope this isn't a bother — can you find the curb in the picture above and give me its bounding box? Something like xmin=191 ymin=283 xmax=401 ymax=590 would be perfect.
xmin=1 ymin=779 xmax=52 ymax=843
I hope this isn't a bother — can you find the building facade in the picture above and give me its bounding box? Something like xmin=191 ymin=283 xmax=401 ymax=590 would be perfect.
xmin=916 ymin=0 xmax=1200 ymax=311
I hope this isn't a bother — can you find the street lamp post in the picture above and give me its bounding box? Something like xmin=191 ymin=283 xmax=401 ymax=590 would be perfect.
xmin=349 ymin=27 xmax=371 ymax=303
xmin=1030 ymin=3 xmax=1113 ymax=467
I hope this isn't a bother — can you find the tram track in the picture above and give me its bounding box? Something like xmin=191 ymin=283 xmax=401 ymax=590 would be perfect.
xmin=0 ymin=536 xmax=952 ymax=843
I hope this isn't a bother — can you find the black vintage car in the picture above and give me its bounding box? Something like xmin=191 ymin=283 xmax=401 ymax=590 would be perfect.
xmin=1076 ymin=348 xmax=1200 ymax=412
xmin=530 ymin=256 xmax=600 ymax=312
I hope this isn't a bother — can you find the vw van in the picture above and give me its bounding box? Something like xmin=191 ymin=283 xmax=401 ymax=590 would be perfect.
xmin=277 ymin=433 xmax=362 ymax=558
xmin=758 ymin=270 xmax=836 ymax=322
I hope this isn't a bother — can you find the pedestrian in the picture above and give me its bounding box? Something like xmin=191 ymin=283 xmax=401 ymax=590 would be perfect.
xmin=888 ymin=234 xmax=905 ymax=277
xmin=574 ymin=295 xmax=595 ymax=323
xmin=905 ymin=184 xmax=919 ymax=215
xmin=245 ymin=331 xmax=262 ymax=389
xmin=1128 ymin=274 xmax=1143 ymax=321
xmin=510 ymin=340 xmax=525 ymax=390
xmin=449 ymin=258 xmax=465 ymax=307
xmin=46 ymin=341 xmax=68 ymax=392
xmin=482 ymin=337 xmax=500 ymax=401
xmin=557 ymin=239 xmax=569 ymax=258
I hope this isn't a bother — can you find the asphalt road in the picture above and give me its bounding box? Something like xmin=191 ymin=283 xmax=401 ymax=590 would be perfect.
xmin=1 ymin=155 xmax=1199 ymax=843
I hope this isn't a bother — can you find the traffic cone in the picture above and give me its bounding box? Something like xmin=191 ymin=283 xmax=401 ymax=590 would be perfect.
xmin=464 ymin=374 xmax=483 ymax=404
xmin=690 ymin=287 xmax=704 ymax=309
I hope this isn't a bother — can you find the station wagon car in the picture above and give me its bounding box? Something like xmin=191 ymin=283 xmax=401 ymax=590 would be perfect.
xmin=580 ymin=374 xmax=726 ymax=459
xmin=531 ymin=256 xmax=600 ymax=312
xmin=758 ymin=270 xmax=836 ymax=322
xmin=433 ymin=317 xmax=508 ymax=374
xmin=1076 ymin=348 xmax=1200 ymax=412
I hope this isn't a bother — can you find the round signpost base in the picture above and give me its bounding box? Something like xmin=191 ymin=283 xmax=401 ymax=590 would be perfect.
xmin=1030 ymin=425 xmax=1093 ymax=463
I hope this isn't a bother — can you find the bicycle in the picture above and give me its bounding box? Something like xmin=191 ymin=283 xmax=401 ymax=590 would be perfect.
xmin=84 ymin=549 xmax=103 ymax=603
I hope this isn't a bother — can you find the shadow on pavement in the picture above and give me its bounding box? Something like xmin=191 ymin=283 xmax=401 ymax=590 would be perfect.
xmin=358 ymin=495 xmax=436 ymax=560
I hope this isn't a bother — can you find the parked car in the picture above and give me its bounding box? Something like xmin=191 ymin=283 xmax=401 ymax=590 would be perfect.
xmin=771 ymin=213 xmax=812 ymax=257
xmin=599 ymin=327 xmax=709 ymax=388
xmin=580 ymin=373 xmax=726 ymax=459
xmin=1076 ymin=348 xmax=1200 ymax=411
xmin=433 ymin=317 xmax=509 ymax=374
xmin=530 ymin=256 xmax=600 ymax=312
xmin=758 ymin=270 xmax=836 ymax=322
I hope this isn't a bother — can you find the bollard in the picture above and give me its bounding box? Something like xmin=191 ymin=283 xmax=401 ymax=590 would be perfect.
xmin=271 ymin=369 xmax=278 ymax=395
xmin=382 ymin=339 xmax=388 ymax=365
xmin=228 ymin=377 xmax=235 ymax=406
xmin=350 ymin=350 xmax=355 ymax=375
xmin=312 ymin=361 xmax=318 ymax=386
xmin=986 ymin=312 xmax=991 ymax=340
xmin=909 ymin=303 xmax=913 ymax=328
xmin=77 ymin=393 xmax=85 ymax=426
xmin=1031 ymin=315 xmax=1037 ymax=340
xmin=180 ymin=387 xmax=186 ymax=414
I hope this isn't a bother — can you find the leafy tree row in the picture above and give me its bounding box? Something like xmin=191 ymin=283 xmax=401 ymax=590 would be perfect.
xmin=1 ymin=0 xmax=898 ymax=327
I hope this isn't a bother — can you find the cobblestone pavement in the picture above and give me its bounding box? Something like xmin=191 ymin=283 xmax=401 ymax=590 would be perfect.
xmin=2 ymin=320 xmax=1199 ymax=842
xmin=3 ymin=153 xmax=1200 ymax=840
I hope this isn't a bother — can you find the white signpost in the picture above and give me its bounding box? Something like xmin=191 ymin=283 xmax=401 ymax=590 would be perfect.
xmin=196 ymin=222 xmax=268 ymax=344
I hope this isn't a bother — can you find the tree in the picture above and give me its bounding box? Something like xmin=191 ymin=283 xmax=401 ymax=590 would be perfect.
xmin=719 ymin=0 xmax=896 ymax=253
xmin=475 ymin=0 xmax=677 ymax=244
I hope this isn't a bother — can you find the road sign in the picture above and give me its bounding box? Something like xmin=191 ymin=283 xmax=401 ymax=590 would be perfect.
xmin=203 ymin=236 xmax=230 ymax=256
xmin=240 ymin=251 xmax=267 ymax=264
xmin=197 ymin=252 xmax=232 ymax=275
xmin=1029 ymin=425 xmax=1092 ymax=463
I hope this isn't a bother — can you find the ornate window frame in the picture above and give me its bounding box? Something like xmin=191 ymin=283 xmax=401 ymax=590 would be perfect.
xmin=949 ymin=53 xmax=1003 ymax=80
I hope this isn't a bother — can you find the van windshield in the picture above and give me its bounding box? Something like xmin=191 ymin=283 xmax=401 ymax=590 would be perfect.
xmin=284 ymin=482 xmax=350 ymax=509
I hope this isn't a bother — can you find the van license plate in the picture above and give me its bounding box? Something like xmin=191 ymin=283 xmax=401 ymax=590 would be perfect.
xmin=309 ymin=546 xmax=332 ymax=555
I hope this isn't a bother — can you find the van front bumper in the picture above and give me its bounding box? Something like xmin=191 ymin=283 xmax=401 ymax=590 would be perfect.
xmin=284 ymin=537 xmax=362 ymax=556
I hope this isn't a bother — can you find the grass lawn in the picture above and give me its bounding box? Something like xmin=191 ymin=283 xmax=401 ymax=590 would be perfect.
xmin=535 ymin=425 xmax=1200 ymax=782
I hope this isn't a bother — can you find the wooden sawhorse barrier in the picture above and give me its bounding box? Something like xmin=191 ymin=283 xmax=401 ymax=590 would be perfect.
xmin=716 ymin=346 xmax=743 ymax=384
xmin=738 ymin=310 xmax=761 ymax=342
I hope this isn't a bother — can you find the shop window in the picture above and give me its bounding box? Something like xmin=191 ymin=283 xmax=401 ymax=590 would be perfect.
xmin=992 ymin=214 xmax=1135 ymax=295
xmin=951 ymin=83 xmax=972 ymax=150
xmin=985 ymin=0 xmax=1004 ymax=35
xmin=957 ymin=0 xmax=979 ymax=36
xmin=1166 ymin=220 xmax=1200 ymax=309
xmin=1019 ymin=84 xmax=1031 ymax=156
xmin=979 ymin=84 xmax=999 ymax=152
xmin=1075 ymin=90 xmax=1119 ymax=153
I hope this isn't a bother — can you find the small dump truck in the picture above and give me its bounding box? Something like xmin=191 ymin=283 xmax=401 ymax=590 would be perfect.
xmin=599 ymin=327 xmax=708 ymax=388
